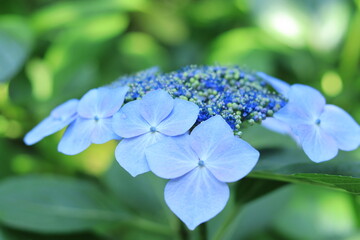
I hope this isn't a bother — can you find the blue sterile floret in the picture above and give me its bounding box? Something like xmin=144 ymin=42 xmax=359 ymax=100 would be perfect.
xmin=115 ymin=65 xmax=287 ymax=135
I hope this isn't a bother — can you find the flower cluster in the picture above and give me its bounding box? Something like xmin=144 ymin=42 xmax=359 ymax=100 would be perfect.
xmin=24 ymin=66 xmax=360 ymax=229
xmin=116 ymin=65 xmax=287 ymax=134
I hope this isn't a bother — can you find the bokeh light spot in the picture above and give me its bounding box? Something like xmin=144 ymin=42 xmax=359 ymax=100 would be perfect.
xmin=321 ymin=71 xmax=343 ymax=97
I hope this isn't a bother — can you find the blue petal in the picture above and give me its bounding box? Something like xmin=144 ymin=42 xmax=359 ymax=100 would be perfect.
xmin=206 ymin=137 xmax=259 ymax=182
xmin=157 ymin=99 xmax=199 ymax=136
xmin=112 ymin=100 xmax=150 ymax=138
xmin=274 ymin=103 xmax=315 ymax=126
xmin=50 ymin=99 xmax=79 ymax=119
xmin=115 ymin=132 xmax=166 ymax=177
xmin=294 ymin=124 xmax=338 ymax=162
xmin=24 ymin=99 xmax=78 ymax=145
xmin=257 ymin=72 xmax=290 ymax=98
xmin=165 ymin=168 xmax=229 ymax=230
xmin=320 ymin=104 xmax=360 ymax=151
xmin=276 ymin=84 xmax=325 ymax=124
xmin=78 ymin=86 xmax=128 ymax=118
xmin=140 ymin=90 xmax=174 ymax=126
xmin=261 ymin=118 xmax=301 ymax=145
xmin=146 ymin=135 xmax=198 ymax=179
xmin=91 ymin=117 xmax=119 ymax=144
xmin=261 ymin=117 xmax=292 ymax=135
xmin=190 ymin=115 xmax=234 ymax=160
xmin=57 ymin=118 xmax=92 ymax=155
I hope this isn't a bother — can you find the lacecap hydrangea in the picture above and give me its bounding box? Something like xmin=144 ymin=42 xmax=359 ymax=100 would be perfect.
xmin=24 ymin=65 xmax=360 ymax=230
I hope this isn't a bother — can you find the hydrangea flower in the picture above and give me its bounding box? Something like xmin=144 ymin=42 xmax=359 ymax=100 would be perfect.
xmin=58 ymin=86 xmax=128 ymax=155
xmin=24 ymin=99 xmax=79 ymax=145
xmin=112 ymin=89 xmax=199 ymax=177
xmin=274 ymin=84 xmax=360 ymax=162
xmin=116 ymin=65 xmax=287 ymax=134
xmin=145 ymin=115 xmax=259 ymax=230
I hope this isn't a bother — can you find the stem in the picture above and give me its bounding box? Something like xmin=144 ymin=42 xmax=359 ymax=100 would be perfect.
xmin=179 ymin=221 xmax=189 ymax=240
xmin=212 ymin=204 xmax=242 ymax=240
xmin=339 ymin=3 xmax=360 ymax=81
xmin=199 ymin=222 xmax=207 ymax=240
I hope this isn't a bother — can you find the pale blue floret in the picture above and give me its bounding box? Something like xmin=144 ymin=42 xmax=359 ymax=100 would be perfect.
xmin=58 ymin=86 xmax=129 ymax=155
xmin=257 ymin=72 xmax=301 ymax=143
xmin=274 ymin=84 xmax=360 ymax=162
xmin=112 ymin=89 xmax=200 ymax=177
xmin=24 ymin=99 xmax=79 ymax=145
xmin=145 ymin=115 xmax=260 ymax=230
xmin=256 ymin=72 xmax=290 ymax=98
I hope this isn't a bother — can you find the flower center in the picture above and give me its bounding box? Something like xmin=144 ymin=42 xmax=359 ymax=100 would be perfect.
xmin=315 ymin=119 xmax=321 ymax=125
xmin=150 ymin=126 xmax=157 ymax=133
xmin=198 ymin=160 xmax=205 ymax=167
xmin=94 ymin=115 xmax=100 ymax=121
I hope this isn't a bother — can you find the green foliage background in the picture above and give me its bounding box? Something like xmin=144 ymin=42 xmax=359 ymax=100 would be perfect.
xmin=0 ymin=0 xmax=360 ymax=239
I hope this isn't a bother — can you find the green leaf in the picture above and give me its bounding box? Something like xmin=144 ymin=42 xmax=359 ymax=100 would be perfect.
xmin=250 ymin=148 xmax=360 ymax=194
xmin=0 ymin=228 xmax=7 ymax=240
xmin=102 ymin=162 xmax=169 ymax=221
xmin=0 ymin=16 xmax=33 ymax=83
xmin=234 ymin=178 xmax=287 ymax=204
xmin=210 ymin=185 xmax=293 ymax=240
xmin=0 ymin=226 xmax=102 ymax=240
xmin=0 ymin=175 xmax=129 ymax=233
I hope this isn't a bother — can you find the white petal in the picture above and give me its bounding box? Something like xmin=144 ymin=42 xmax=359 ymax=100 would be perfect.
xmin=165 ymin=168 xmax=229 ymax=230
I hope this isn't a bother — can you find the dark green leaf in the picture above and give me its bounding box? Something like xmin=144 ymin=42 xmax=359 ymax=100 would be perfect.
xmin=241 ymin=125 xmax=360 ymax=194
xmin=0 ymin=175 xmax=129 ymax=233
xmin=235 ymin=178 xmax=287 ymax=204
xmin=250 ymin=148 xmax=360 ymax=194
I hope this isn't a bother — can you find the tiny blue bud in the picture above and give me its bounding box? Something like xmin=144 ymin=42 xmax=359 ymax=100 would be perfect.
xmin=198 ymin=160 xmax=205 ymax=167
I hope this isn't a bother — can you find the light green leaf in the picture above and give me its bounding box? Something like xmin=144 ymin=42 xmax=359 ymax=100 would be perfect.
xmin=0 ymin=16 xmax=33 ymax=82
xmin=0 ymin=175 xmax=129 ymax=233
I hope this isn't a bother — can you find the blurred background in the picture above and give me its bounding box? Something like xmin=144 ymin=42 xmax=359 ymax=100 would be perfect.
xmin=0 ymin=0 xmax=360 ymax=239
